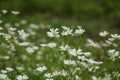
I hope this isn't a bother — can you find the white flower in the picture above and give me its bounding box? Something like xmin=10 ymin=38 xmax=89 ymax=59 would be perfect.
xmin=60 ymin=70 xmax=67 ymax=77
xmin=47 ymin=42 xmax=57 ymax=48
xmin=61 ymin=26 xmax=73 ymax=36
xmin=104 ymin=74 xmax=112 ymax=80
xmin=29 ymin=24 xmax=39 ymax=29
xmin=36 ymin=66 xmax=47 ymax=72
xmin=111 ymin=34 xmax=120 ymax=39
xmin=47 ymin=28 xmax=60 ymax=38
xmin=83 ymin=52 xmax=92 ymax=57
xmin=64 ymin=59 xmax=76 ymax=65
xmin=20 ymin=20 xmax=27 ymax=25
xmin=68 ymin=48 xmax=82 ymax=56
xmin=59 ymin=45 xmax=70 ymax=51
xmin=0 ymin=27 xmax=3 ymax=30
xmin=18 ymin=30 xmax=29 ymax=40
xmin=26 ymin=47 xmax=34 ymax=54
xmin=1 ymin=70 xmax=7 ymax=74
xmin=86 ymin=39 xmax=101 ymax=49
xmin=99 ymin=31 xmax=109 ymax=37
xmin=44 ymin=73 xmax=53 ymax=78
xmin=18 ymin=42 xmax=30 ymax=46
xmin=74 ymin=26 xmax=85 ymax=35
xmin=6 ymin=67 xmax=14 ymax=72
xmin=108 ymin=49 xmax=119 ymax=61
xmin=0 ymin=73 xmax=10 ymax=80
xmin=2 ymin=10 xmax=8 ymax=14
xmin=16 ymin=75 xmax=29 ymax=80
xmin=11 ymin=11 xmax=20 ymax=15
xmin=40 ymin=44 xmax=47 ymax=47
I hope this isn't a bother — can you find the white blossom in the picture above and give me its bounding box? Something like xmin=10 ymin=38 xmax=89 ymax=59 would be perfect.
xmin=74 ymin=26 xmax=85 ymax=35
xmin=16 ymin=75 xmax=29 ymax=80
xmin=11 ymin=11 xmax=20 ymax=15
xmin=99 ymin=31 xmax=109 ymax=37
xmin=61 ymin=26 xmax=73 ymax=36
xmin=47 ymin=28 xmax=60 ymax=38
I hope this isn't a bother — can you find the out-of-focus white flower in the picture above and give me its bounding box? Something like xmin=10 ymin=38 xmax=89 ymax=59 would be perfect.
xmin=68 ymin=48 xmax=82 ymax=56
xmin=47 ymin=42 xmax=57 ymax=48
xmin=60 ymin=70 xmax=67 ymax=77
xmin=74 ymin=26 xmax=85 ymax=35
xmin=6 ymin=67 xmax=14 ymax=72
xmin=29 ymin=24 xmax=39 ymax=29
xmin=18 ymin=30 xmax=29 ymax=40
xmin=46 ymin=78 xmax=54 ymax=80
xmin=3 ymin=34 xmax=11 ymax=40
xmin=16 ymin=66 xmax=25 ymax=71
xmin=20 ymin=20 xmax=27 ymax=25
xmin=1 ymin=70 xmax=7 ymax=74
xmin=47 ymin=28 xmax=60 ymax=38
xmin=18 ymin=42 xmax=30 ymax=46
xmin=61 ymin=26 xmax=73 ymax=36
xmin=108 ymin=49 xmax=119 ymax=61
xmin=11 ymin=11 xmax=20 ymax=15
xmin=111 ymin=34 xmax=120 ymax=39
xmin=40 ymin=42 xmax=57 ymax=48
xmin=59 ymin=45 xmax=70 ymax=51
xmin=0 ymin=27 xmax=3 ymax=30
xmin=44 ymin=73 xmax=53 ymax=78
xmin=104 ymin=74 xmax=112 ymax=80
xmin=2 ymin=10 xmax=8 ymax=14
xmin=99 ymin=31 xmax=109 ymax=37
xmin=26 ymin=47 xmax=34 ymax=54
xmin=86 ymin=39 xmax=101 ymax=49
xmin=36 ymin=66 xmax=47 ymax=72
xmin=16 ymin=75 xmax=29 ymax=80
xmin=64 ymin=59 xmax=76 ymax=65
xmin=83 ymin=52 xmax=92 ymax=57
xmin=40 ymin=44 xmax=47 ymax=47
xmin=0 ymin=73 xmax=10 ymax=80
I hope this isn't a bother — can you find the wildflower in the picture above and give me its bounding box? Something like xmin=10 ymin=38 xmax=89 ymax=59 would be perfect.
xmin=104 ymin=74 xmax=112 ymax=80
xmin=68 ymin=48 xmax=82 ymax=56
xmin=64 ymin=59 xmax=76 ymax=65
xmin=36 ymin=66 xmax=47 ymax=72
xmin=6 ymin=67 xmax=14 ymax=72
xmin=83 ymin=52 xmax=92 ymax=57
xmin=26 ymin=47 xmax=34 ymax=54
xmin=61 ymin=26 xmax=73 ymax=36
xmin=60 ymin=70 xmax=67 ymax=77
xmin=1 ymin=70 xmax=7 ymax=74
xmin=111 ymin=34 xmax=120 ymax=39
xmin=20 ymin=20 xmax=27 ymax=25
xmin=16 ymin=75 xmax=29 ymax=80
xmin=99 ymin=31 xmax=109 ymax=37
xmin=44 ymin=73 xmax=53 ymax=78
xmin=2 ymin=10 xmax=8 ymax=14
xmin=74 ymin=26 xmax=85 ymax=35
xmin=18 ymin=30 xmax=29 ymax=40
xmin=86 ymin=39 xmax=101 ymax=49
xmin=0 ymin=73 xmax=10 ymax=80
xmin=0 ymin=27 xmax=3 ymax=30
xmin=18 ymin=42 xmax=30 ymax=46
xmin=11 ymin=11 xmax=20 ymax=15
xmin=29 ymin=23 xmax=39 ymax=29
xmin=59 ymin=45 xmax=70 ymax=51
xmin=47 ymin=42 xmax=57 ymax=48
xmin=108 ymin=49 xmax=119 ymax=61
xmin=47 ymin=28 xmax=59 ymax=38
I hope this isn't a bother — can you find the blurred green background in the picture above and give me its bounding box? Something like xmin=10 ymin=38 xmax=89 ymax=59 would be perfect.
xmin=0 ymin=0 xmax=120 ymax=34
